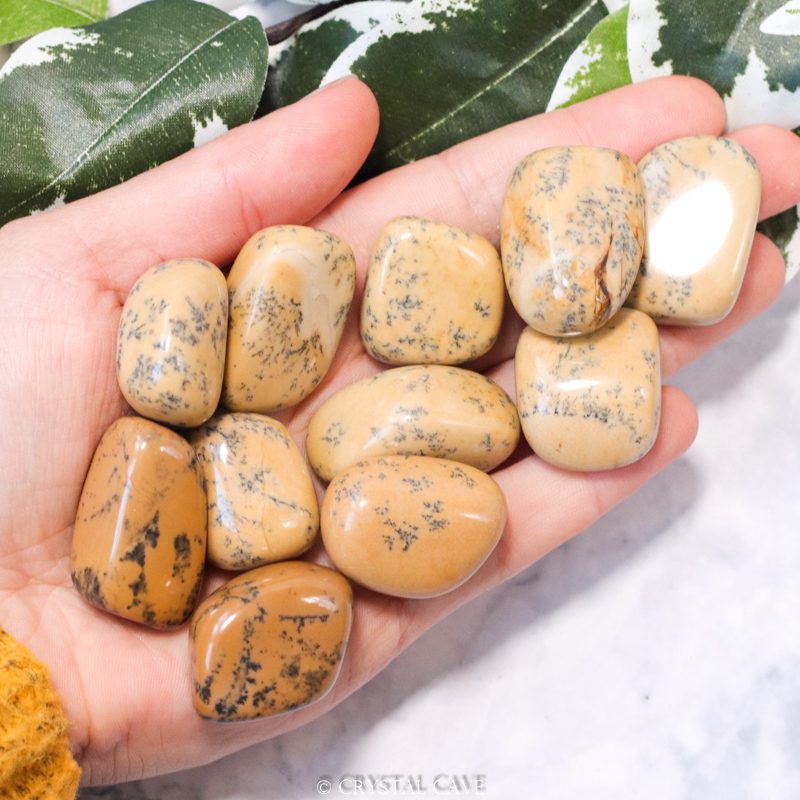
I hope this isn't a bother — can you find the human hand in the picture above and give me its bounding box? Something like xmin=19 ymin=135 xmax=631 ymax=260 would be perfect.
xmin=1 ymin=75 xmax=798 ymax=785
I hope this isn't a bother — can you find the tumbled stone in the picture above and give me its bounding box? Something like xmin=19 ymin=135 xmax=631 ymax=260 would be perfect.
xmin=223 ymin=226 xmax=356 ymax=413
xmin=515 ymin=308 xmax=661 ymax=472
xmin=501 ymin=146 xmax=644 ymax=336
xmin=307 ymin=365 xmax=520 ymax=482
xmin=321 ymin=455 xmax=506 ymax=598
xmin=116 ymin=259 xmax=228 ymax=427
xmin=191 ymin=413 xmax=319 ymax=570
xmin=626 ymin=136 xmax=761 ymax=325
xmin=190 ymin=561 xmax=352 ymax=721
xmin=360 ymin=216 xmax=504 ymax=365
xmin=71 ymin=416 xmax=206 ymax=629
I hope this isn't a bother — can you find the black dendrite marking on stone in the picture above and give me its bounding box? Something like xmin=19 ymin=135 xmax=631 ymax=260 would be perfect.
xmin=422 ymin=500 xmax=449 ymax=532
xmin=450 ymin=466 xmax=476 ymax=488
xmin=474 ymin=300 xmax=492 ymax=319
xmin=302 ymin=668 xmax=330 ymax=697
xmin=279 ymin=613 xmax=330 ymax=633
xmin=280 ymin=657 xmax=301 ymax=679
xmin=172 ymin=533 xmax=191 ymax=577
xmin=401 ymin=475 xmax=433 ymax=493
xmin=382 ymin=517 xmax=420 ymax=552
xmin=322 ymin=421 xmax=346 ymax=447
xmin=71 ymin=567 xmax=106 ymax=609
xmin=143 ymin=511 xmax=160 ymax=548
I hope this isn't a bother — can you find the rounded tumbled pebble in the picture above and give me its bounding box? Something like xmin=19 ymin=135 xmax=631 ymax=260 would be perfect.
xmin=191 ymin=412 xmax=319 ymax=570
xmin=70 ymin=416 xmax=207 ymax=629
xmin=116 ymin=259 xmax=228 ymax=427
xmin=515 ymin=308 xmax=661 ymax=472
xmin=360 ymin=216 xmax=504 ymax=365
xmin=501 ymin=146 xmax=644 ymax=336
xmin=306 ymin=365 xmax=520 ymax=482
xmin=321 ymin=455 xmax=506 ymax=598
xmin=223 ymin=225 xmax=356 ymax=413
xmin=626 ymin=135 xmax=761 ymax=325
xmin=190 ymin=561 xmax=352 ymax=721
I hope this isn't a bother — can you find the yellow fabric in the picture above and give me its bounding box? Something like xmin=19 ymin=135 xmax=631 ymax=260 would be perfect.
xmin=0 ymin=628 xmax=80 ymax=799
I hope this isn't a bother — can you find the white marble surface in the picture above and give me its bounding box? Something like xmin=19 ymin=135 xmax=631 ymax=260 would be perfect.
xmin=80 ymin=276 xmax=800 ymax=799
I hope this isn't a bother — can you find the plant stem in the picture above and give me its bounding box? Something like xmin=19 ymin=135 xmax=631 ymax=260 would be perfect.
xmin=266 ymin=0 xmax=362 ymax=45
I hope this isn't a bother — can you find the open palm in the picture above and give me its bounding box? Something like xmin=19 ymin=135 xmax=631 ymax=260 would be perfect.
xmin=1 ymin=76 xmax=798 ymax=786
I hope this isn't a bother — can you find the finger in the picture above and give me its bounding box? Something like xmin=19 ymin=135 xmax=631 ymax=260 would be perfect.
xmin=658 ymin=233 xmax=786 ymax=377
xmin=313 ymin=76 xmax=725 ymax=277
xmin=11 ymin=77 xmax=379 ymax=294
xmin=727 ymin=125 xmax=800 ymax=221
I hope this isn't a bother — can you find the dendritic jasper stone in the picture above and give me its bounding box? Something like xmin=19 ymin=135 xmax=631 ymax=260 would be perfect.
xmin=190 ymin=561 xmax=352 ymax=721
xmin=626 ymin=136 xmax=761 ymax=325
xmin=223 ymin=226 xmax=356 ymax=413
xmin=321 ymin=455 xmax=506 ymax=598
xmin=360 ymin=216 xmax=504 ymax=365
xmin=191 ymin=413 xmax=319 ymax=570
xmin=306 ymin=365 xmax=520 ymax=482
xmin=71 ymin=416 xmax=206 ymax=629
xmin=501 ymin=146 xmax=645 ymax=336
xmin=515 ymin=308 xmax=661 ymax=472
xmin=116 ymin=259 xmax=228 ymax=427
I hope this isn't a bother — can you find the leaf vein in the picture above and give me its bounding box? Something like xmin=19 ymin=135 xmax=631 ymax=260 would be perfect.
xmin=7 ymin=17 xmax=239 ymax=217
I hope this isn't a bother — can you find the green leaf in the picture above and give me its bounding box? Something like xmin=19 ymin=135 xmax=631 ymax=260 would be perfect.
xmin=547 ymin=5 xmax=631 ymax=109
xmin=0 ymin=0 xmax=107 ymax=47
xmin=759 ymin=202 xmax=800 ymax=283
xmin=262 ymin=1 xmax=402 ymax=114
xmin=322 ymin=0 xmax=606 ymax=179
xmin=0 ymin=0 xmax=267 ymax=226
xmin=628 ymin=0 xmax=800 ymax=129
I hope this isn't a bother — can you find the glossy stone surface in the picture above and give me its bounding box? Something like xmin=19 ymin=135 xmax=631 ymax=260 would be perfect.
xmin=360 ymin=216 xmax=504 ymax=365
xmin=626 ymin=136 xmax=761 ymax=325
xmin=306 ymin=365 xmax=520 ymax=482
xmin=501 ymin=146 xmax=645 ymax=336
xmin=191 ymin=413 xmax=318 ymax=570
xmin=223 ymin=226 xmax=356 ymax=413
xmin=190 ymin=561 xmax=352 ymax=721
xmin=515 ymin=308 xmax=661 ymax=472
xmin=71 ymin=416 xmax=206 ymax=629
xmin=116 ymin=259 xmax=228 ymax=427
xmin=321 ymin=455 xmax=506 ymax=598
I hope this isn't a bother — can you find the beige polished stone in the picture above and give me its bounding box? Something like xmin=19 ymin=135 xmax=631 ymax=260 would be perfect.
xmin=191 ymin=413 xmax=319 ymax=570
xmin=515 ymin=308 xmax=661 ymax=472
xmin=360 ymin=216 xmax=504 ymax=365
xmin=321 ymin=455 xmax=506 ymax=598
xmin=223 ymin=226 xmax=356 ymax=413
xmin=626 ymin=136 xmax=761 ymax=325
xmin=71 ymin=416 xmax=207 ymax=629
xmin=116 ymin=259 xmax=227 ymax=427
xmin=190 ymin=561 xmax=352 ymax=721
xmin=307 ymin=365 xmax=520 ymax=482
xmin=501 ymin=146 xmax=645 ymax=336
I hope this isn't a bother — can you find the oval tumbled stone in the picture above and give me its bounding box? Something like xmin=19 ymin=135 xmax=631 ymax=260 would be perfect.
xmin=626 ymin=136 xmax=761 ymax=325
xmin=360 ymin=216 xmax=504 ymax=364
xmin=321 ymin=456 xmax=506 ymax=598
xmin=71 ymin=416 xmax=207 ymax=629
xmin=223 ymin=226 xmax=356 ymax=413
xmin=501 ymin=146 xmax=644 ymax=336
xmin=515 ymin=308 xmax=661 ymax=472
xmin=191 ymin=413 xmax=319 ymax=570
xmin=306 ymin=365 xmax=520 ymax=482
xmin=116 ymin=259 xmax=228 ymax=427
xmin=190 ymin=561 xmax=352 ymax=721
